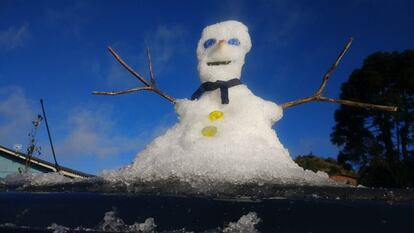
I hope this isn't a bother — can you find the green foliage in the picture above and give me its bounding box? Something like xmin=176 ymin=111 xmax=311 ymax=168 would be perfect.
xmin=331 ymin=50 xmax=414 ymax=188
xmin=294 ymin=153 xmax=356 ymax=177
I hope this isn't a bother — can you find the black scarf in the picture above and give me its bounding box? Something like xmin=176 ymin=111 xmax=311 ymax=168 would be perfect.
xmin=191 ymin=78 xmax=242 ymax=104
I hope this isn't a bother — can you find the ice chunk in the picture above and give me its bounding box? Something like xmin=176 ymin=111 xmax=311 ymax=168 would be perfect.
xmin=47 ymin=223 xmax=70 ymax=233
xmin=99 ymin=210 xmax=127 ymax=232
xmin=222 ymin=212 xmax=261 ymax=233
xmin=98 ymin=210 xmax=156 ymax=233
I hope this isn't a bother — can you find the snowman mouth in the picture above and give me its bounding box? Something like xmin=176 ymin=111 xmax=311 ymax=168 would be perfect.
xmin=207 ymin=61 xmax=231 ymax=66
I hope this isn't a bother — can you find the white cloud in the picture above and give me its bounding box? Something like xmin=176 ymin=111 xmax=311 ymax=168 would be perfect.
xmin=56 ymin=105 xmax=145 ymax=159
xmin=0 ymin=24 xmax=30 ymax=51
xmin=0 ymin=86 xmax=35 ymax=147
xmin=0 ymin=86 xmax=170 ymax=173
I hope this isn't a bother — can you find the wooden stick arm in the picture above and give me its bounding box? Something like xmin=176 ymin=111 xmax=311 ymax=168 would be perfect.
xmin=94 ymin=39 xmax=398 ymax=112
xmin=279 ymin=38 xmax=398 ymax=112
xmin=281 ymin=95 xmax=398 ymax=112
xmin=92 ymin=46 xmax=176 ymax=104
xmin=107 ymin=47 xmax=151 ymax=87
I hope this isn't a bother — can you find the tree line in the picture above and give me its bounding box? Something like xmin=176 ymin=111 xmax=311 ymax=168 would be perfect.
xmin=331 ymin=50 xmax=414 ymax=188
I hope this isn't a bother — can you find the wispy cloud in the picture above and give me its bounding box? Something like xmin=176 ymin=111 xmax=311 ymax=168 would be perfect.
xmin=252 ymin=1 xmax=305 ymax=49
xmin=267 ymin=10 xmax=301 ymax=47
xmin=144 ymin=25 xmax=188 ymax=74
xmin=44 ymin=1 xmax=88 ymax=39
xmin=102 ymin=25 xmax=188 ymax=90
xmin=0 ymin=86 xmax=155 ymax=164
xmin=0 ymin=86 xmax=35 ymax=147
xmin=55 ymin=105 xmax=145 ymax=159
xmin=105 ymin=55 xmax=140 ymax=90
xmin=0 ymin=24 xmax=30 ymax=51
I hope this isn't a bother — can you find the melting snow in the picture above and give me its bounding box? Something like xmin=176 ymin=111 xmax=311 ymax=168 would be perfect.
xmin=4 ymin=172 xmax=72 ymax=186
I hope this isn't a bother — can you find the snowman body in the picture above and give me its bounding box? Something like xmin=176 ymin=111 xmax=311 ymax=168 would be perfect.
xmin=128 ymin=84 xmax=306 ymax=182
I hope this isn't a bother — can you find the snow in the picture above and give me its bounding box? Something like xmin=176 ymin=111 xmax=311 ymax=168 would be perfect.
xmin=197 ymin=20 xmax=251 ymax=83
xmin=47 ymin=223 xmax=70 ymax=233
xmin=222 ymin=212 xmax=261 ymax=233
xmin=44 ymin=211 xmax=259 ymax=233
xmin=102 ymin=20 xmax=336 ymax=187
xmin=44 ymin=211 xmax=156 ymax=233
xmin=4 ymin=172 xmax=72 ymax=186
xmin=98 ymin=210 xmax=156 ymax=232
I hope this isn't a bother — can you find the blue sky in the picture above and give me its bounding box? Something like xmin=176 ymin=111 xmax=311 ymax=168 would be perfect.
xmin=1 ymin=0 xmax=413 ymax=175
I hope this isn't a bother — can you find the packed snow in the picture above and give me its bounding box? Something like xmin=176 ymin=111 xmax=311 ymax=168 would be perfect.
xmin=102 ymin=20 xmax=335 ymax=187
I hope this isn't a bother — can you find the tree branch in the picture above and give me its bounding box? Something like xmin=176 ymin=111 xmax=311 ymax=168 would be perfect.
xmin=107 ymin=47 xmax=151 ymax=87
xmin=93 ymin=47 xmax=175 ymax=104
xmin=280 ymin=38 xmax=398 ymax=112
xmin=92 ymin=87 xmax=152 ymax=96
xmin=315 ymin=38 xmax=353 ymax=96
xmin=317 ymin=96 xmax=397 ymax=112
xmin=147 ymin=48 xmax=156 ymax=87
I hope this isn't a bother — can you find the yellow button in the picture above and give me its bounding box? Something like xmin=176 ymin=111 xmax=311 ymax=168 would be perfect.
xmin=208 ymin=111 xmax=224 ymax=121
xmin=201 ymin=126 xmax=217 ymax=137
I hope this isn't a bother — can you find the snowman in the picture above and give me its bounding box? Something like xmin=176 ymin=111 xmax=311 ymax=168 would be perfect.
xmin=98 ymin=20 xmax=336 ymax=185
xmin=97 ymin=20 xmax=395 ymax=185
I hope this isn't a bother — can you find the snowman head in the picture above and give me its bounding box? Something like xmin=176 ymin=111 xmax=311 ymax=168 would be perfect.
xmin=197 ymin=20 xmax=252 ymax=83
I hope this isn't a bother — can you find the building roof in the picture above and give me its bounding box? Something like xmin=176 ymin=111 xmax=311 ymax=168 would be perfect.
xmin=0 ymin=145 xmax=93 ymax=178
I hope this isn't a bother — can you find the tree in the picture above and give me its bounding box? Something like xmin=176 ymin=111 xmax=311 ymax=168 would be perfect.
xmin=331 ymin=50 xmax=414 ymax=188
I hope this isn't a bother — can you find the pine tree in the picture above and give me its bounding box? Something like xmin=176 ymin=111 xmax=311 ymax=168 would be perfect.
xmin=331 ymin=50 xmax=414 ymax=188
